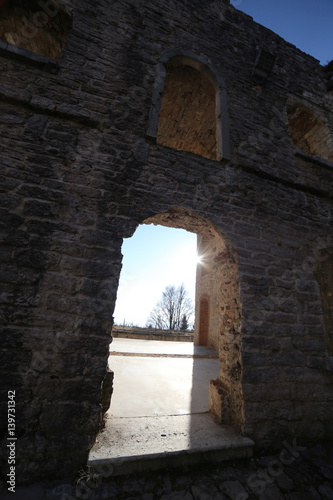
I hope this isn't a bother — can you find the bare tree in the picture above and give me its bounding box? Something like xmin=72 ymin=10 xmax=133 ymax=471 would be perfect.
xmin=180 ymin=314 xmax=189 ymax=332
xmin=147 ymin=284 xmax=193 ymax=330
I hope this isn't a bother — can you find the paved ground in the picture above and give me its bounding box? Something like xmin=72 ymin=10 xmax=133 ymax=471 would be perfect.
xmin=6 ymin=442 xmax=333 ymax=499
xmin=107 ymin=338 xmax=219 ymax=417
xmin=86 ymin=443 xmax=333 ymax=500
xmin=4 ymin=340 xmax=332 ymax=499
xmin=89 ymin=339 xmax=237 ymax=469
xmin=109 ymin=338 xmax=218 ymax=357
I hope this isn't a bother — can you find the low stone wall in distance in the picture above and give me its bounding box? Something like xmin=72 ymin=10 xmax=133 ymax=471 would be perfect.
xmin=112 ymin=326 xmax=194 ymax=342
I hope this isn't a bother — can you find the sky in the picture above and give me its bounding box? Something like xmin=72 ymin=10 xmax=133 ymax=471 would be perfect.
xmin=114 ymin=225 xmax=197 ymax=326
xmin=113 ymin=1 xmax=332 ymax=327
xmin=230 ymin=0 xmax=333 ymax=65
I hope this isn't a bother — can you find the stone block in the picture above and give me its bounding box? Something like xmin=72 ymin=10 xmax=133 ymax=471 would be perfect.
xmin=220 ymin=480 xmax=249 ymax=499
xmin=161 ymin=492 xmax=193 ymax=500
xmin=276 ymin=472 xmax=295 ymax=492
xmin=318 ymin=482 xmax=333 ymax=500
xmin=191 ymin=482 xmax=223 ymax=500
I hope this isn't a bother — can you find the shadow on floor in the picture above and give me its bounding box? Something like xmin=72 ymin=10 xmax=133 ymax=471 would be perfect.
xmin=88 ymin=339 xmax=253 ymax=474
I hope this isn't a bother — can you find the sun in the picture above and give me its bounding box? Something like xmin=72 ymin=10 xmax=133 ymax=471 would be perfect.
xmin=178 ymin=245 xmax=202 ymax=269
xmin=196 ymin=253 xmax=204 ymax=265
xmin=168 ymin=244 xmax=198 ymax=284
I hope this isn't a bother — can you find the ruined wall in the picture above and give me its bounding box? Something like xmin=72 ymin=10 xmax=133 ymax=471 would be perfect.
xmin=0 ymin=0 xmax=333 ymax=485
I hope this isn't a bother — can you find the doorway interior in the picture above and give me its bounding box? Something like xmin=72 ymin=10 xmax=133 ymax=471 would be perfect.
xmin=89 ymin=207 xmax=245 ymax=469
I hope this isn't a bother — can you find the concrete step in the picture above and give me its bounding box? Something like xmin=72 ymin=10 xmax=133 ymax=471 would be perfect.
xmin=88 ymin=413 xmax=254 ymax=476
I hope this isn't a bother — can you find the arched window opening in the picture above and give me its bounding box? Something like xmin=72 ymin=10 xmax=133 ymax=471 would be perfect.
xmin=316 ymin=249 xmax=333 ymax=356
xmin=287 ymin=103 xmax=333 ymax=162
xmin=0 ymin=0 xmax=72 ymax=60
xmin=157 ymin=63 xmax=218 ymax=160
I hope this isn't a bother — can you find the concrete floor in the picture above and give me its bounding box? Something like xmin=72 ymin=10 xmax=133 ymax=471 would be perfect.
xmin=109 ymin=338 xmax=218 ymax=356
xmin=88 ymin=339 xmax=254 ymax=474
xmin=108 ymin=338 xmax=219 ymax=417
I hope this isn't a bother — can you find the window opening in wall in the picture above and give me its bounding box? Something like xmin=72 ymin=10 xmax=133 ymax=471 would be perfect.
xmin=157 ymin=63 xmax=218 ymax=160
xmin=0 ymin=0 xmax=72 ymax=60
xmin=89 ymin=208 xmax=244 ymax=467
xmin=287 ymin=103 xmax=333 ymax=162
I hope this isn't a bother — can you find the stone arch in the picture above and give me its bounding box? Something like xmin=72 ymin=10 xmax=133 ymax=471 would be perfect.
xmin=287 ymin=102 xmax=333 ymax=161
xmin=147 ymin=49 xmax=231 ymax=161
xmin=143 ymin=207 xmax=243 ymax=432
xmin=0 ymin=0 xmax=73 ymax=60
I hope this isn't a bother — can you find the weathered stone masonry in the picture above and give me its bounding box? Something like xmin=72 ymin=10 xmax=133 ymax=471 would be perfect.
xmin=0 ymin=0 xmax=332 ymax=484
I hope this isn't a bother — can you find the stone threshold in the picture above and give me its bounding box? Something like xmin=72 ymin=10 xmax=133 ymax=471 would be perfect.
xmin=88 ymin=413 xmax=254 ymax=476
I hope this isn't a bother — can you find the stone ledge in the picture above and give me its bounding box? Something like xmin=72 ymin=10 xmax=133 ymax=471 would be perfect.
xmin=0 ymin=39 xmax=59 ymax=74
xmin=112 ymin=329 xmax=194 ymax=342
xmin=0 ymin=90 xmax=100 ymax=128
xmin=295 ymin=148 xmax=333 ymax=170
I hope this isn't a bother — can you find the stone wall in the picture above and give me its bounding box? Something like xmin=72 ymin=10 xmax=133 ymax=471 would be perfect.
xmin=112 ymin=328 xmax=194 ymax=342
xmin=0 ymin=0 xmax=332 ymax=485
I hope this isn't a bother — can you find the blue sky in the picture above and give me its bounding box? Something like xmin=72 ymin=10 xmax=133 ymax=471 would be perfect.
xmin=113 ymin=1 xmax=332 ymax=327
xmin=231 ymin=0 xmax=333 ymax=65
xmin=114 ymin=226 xmax=197 ymax=326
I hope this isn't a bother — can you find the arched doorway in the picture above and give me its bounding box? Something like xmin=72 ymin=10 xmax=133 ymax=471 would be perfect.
xmin=91 ymin=206 xmax=244 ymax=468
